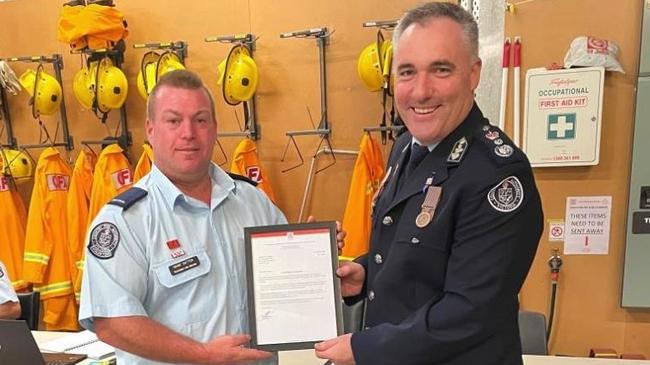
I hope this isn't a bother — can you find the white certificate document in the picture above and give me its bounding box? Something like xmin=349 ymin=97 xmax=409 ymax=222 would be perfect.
xmin=245 ymin=222 xmax=343 ymax=351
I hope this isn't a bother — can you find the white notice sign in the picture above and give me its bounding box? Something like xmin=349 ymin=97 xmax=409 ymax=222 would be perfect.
xmin=523 ymin=67 xmax=605 ymax=167
xmin=564 ymin=196 xmax=612 ymax=255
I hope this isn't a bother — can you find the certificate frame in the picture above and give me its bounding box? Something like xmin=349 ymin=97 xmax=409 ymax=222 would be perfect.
xmin=244 ymin=221 xmax=343 ymax=351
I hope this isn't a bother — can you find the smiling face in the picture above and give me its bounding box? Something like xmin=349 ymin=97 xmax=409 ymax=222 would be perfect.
xmin=146 ymin=85 xmax=217 ymax=185
xmin=393 ymin=17 xmax=482 ymax=145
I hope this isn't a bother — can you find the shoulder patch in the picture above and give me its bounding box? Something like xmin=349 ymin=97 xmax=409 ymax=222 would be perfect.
xmin=88 ymin=222 xmax=120 ymax=259
xmin=228 ymin=172 xmax=258 ymax=187
xmin=487 ymin=176 xmax=524 ymax=212
xmin=108 ymin=187 xmax=148 ymax=211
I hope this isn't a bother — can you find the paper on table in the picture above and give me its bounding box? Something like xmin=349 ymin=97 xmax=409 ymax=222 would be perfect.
xmin=40 ymin=330 xmax=115 ymax=360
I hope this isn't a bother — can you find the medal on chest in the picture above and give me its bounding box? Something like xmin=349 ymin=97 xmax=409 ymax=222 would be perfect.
xmin=416 ymin=176 xmax=443 ymax=228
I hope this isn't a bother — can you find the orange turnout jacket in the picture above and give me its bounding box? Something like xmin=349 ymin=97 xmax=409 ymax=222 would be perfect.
xmin=67 ymin=150 xmax=96 ymax=302
xmin=133 ymin=143 xmax=153 ymax=182
xmin=0 ymin=173 xmax=28 ymax=291
xmin=76 ymin=144 xmax=133 ymax=299
xmin=230 ymin=139 xmax=276 ymax=202
xmin=23 ymin=147 xmax=78 ymax=330
xmin=57 ymin=3 xmax=128 ymax=50
xmin=341 ymin=134 xmax=385 ymax=258
xmin=87 ymin=143 xmax=133 ymax=222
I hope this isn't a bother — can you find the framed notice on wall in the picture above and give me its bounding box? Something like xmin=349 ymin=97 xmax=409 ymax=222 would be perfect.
xmin=523 ymin=67 xmax=605 ymax=167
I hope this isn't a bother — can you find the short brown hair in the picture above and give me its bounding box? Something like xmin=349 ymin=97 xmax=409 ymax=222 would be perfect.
xmin=393 ymin=2 xmax=479 ymax=60
xmin=146 ymin=69 xmax=217 ymax=121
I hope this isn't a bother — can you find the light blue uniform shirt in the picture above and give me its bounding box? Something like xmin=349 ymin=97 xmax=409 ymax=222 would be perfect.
xmin=79 ymin=163 xmax=286 ymax=365
xmin=0 ymin=261 xmax=18 ymax=304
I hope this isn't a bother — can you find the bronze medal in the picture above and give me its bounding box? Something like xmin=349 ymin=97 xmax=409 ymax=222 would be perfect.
xmin=415 ymin=184 xmax=442 ymax=229
xmin=415 ymin=211 xmax=432 ymax=228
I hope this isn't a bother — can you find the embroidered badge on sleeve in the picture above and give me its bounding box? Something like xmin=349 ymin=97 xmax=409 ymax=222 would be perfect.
xmin=487 ymin=176 xmax=524 ymax=212
xmin=88 ymin=222 xmax=121 ymax=259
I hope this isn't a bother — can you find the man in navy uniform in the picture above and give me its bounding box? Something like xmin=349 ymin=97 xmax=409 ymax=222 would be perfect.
xmin=316 ymin=2 xmax=543 ymax=365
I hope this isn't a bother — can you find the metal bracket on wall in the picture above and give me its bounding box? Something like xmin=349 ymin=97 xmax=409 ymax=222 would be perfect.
xmin=362 ymin=19 xmax=400 ymax=144
xmin=205 ymin=33 xmax=260 ymax=141
xmin=0 ymin=54 xmax=74 ymax=150
xmin=133 ymin=40 xmax=188 ymax=62
xmin=74 ymin=45 xmax=132 ymax=154
xmin=279 ymin=27 xmax=335 ymax=174
xmin=0 ymin=86 xmax=17 ymax=148
xmin=362 ymin=19 xmax=398 ymax=30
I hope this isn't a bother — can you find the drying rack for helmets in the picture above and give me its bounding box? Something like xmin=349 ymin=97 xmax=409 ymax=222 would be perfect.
xmin=133 ymin=41 xmax=188 ymax=64
xmin=360 ymin=19 xmax=404 ymax=144
xmin=0 ymin=54 xmax=74 ymax=151
xmin=279 ymin=27 xmax=336 ymax=174
xmin=205 ymin=33 xmax=259 ymax=141
xmin=0 ymin=81 xmax=16 ymax=149
xmin=74 ymin=45 xmax=132 ymax=156
xmin=133 ymin=43 xmax=188 ymax=105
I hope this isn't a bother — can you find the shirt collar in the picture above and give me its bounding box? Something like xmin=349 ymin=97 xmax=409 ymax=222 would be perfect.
xmin=411 ymin=137 xmax=439 ymax=152
xmin=149 ymin=163 xmax=236 ymax=208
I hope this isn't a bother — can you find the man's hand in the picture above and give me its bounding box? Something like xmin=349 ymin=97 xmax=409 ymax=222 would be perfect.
xmin=201 ymin=335 xmax=272 ymax=364
xmin=335 ymin=220 xmax=346 ymax=251
xmin=315 ymin=333 xmax=355 ymax=365
xmin=306 ymin=216 xmax=347 ymax=252
xmin=94 ymin=316 xmax=272 ymax=364
xmin=336 ymin=261 xmax=365 ymax=297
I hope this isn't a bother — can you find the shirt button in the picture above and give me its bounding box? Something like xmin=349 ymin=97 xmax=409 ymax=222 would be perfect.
xmin=374 ymin=254 xmax=383 ymax=264
xmin=368 ymin=290 xmax=375 ymax=301
xmin=411 ymin=237 xmax=420 ymax=244
xmin=382 ymin=216 xmax=393 ymax=226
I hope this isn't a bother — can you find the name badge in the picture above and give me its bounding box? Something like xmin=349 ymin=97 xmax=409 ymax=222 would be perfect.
xmin=169 ymin=256 xmax=201 ymax=276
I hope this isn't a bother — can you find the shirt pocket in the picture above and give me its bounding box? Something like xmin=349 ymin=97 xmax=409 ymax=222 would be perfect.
xmin=154 ymin=250 xmax=212 ymax=288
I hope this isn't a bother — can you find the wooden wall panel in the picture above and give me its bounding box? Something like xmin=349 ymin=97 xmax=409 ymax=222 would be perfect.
xmin=507 ymin=0 xmax=649 ymax=357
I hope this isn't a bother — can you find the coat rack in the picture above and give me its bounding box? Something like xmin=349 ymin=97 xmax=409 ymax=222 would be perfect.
xmin=205 ymin=33 xmax=260 ymax=141
xmin=0 ymin=54 xmax=74 ymax=150
xmin=279 ymin=27 xmax=335 ymax=173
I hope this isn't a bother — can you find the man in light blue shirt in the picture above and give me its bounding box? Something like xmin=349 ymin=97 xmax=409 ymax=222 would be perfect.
xmin=79 ymin=70 xmax=286 ymax=364
xmin=0 ymin=260 xmax=21 ymax=319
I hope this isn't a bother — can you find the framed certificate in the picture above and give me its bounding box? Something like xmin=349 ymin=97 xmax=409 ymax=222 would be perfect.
xmin=244 ymin=221 xmax=343 ymax=351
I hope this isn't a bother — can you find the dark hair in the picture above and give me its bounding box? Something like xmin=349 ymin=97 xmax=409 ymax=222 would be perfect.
xmin=146 ymin=69 xmax=217 ymax=121
xmin=393 ymin=2 xmax=479 ymax=60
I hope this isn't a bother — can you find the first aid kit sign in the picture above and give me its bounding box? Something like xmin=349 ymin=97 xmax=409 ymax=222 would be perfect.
xmin=523 ymin=67 xmax=604 ymax=167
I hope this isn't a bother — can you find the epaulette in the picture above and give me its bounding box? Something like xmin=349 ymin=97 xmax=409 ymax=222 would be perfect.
xmin=108 ymin=187 xmax=148 ymax=211
xmin=228 ymin=172 xmax=258 ymax=187
xmin=446 ymin=136 xmax=471 ymax=165
xmin=474 ymin=123 xmax=523 ymax=164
